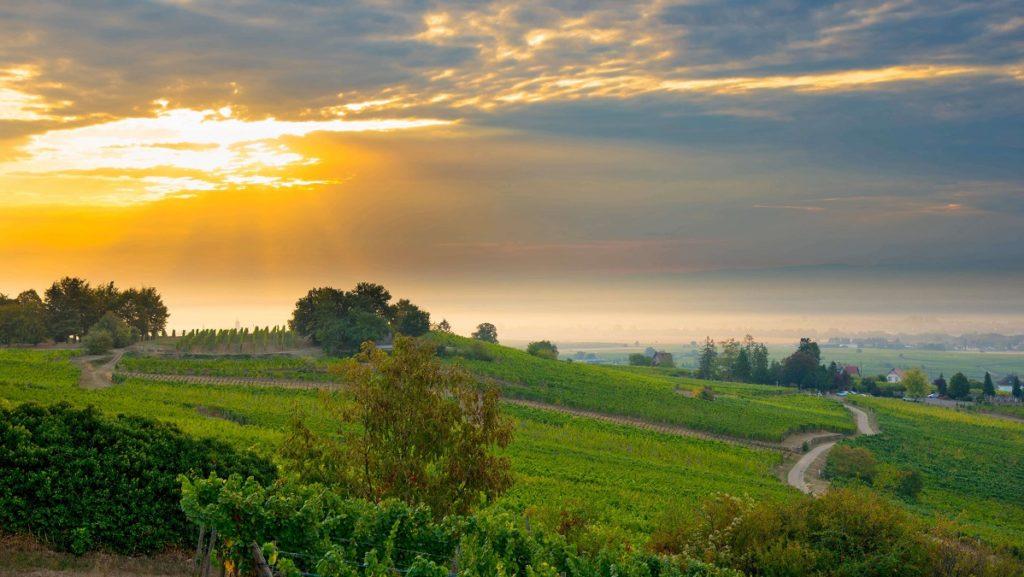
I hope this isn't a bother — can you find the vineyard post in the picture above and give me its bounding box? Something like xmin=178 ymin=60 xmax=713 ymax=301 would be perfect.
xmin=192 ymin=524 xmax=206 ymax=576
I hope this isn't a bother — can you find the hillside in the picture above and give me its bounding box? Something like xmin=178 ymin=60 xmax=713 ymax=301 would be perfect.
xmin=433 ymin=333 xmax=854 ymax=441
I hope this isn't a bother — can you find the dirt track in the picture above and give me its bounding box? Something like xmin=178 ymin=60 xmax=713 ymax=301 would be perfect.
xmin=786 ymin=402 xmax=879 ymax=495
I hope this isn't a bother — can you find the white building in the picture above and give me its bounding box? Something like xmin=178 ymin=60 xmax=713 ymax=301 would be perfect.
xmin=886 ymin=368 xmax=905 ymax=384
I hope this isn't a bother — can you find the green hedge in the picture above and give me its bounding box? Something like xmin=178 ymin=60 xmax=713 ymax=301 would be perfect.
xmin=0 ymin=402 xmax=275 ymax=554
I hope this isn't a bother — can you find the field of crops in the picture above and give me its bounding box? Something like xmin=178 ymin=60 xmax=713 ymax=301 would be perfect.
xmin=434 ymin=333 xmax=854 ymax=441
xmin=0 ymin=349 xmax=794 ymax=541
xmin=117 ymin=353 xmax=338 ymax=382
xmin=845 ymin=396 xmax=1024 ymax=548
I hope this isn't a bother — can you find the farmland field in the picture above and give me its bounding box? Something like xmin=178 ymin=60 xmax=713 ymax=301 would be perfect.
xmin=557 ymin=343 xmax=1024 ymax=381
xmin=0 ymin=349 xmax=794 ymax=542
xmin=434 ymin=333 xmax=854 ymax=441
xmin=118 ymin=353 xmax=338 ymax=382
xmin=844 ymin=396 xmax=1024 ymax=549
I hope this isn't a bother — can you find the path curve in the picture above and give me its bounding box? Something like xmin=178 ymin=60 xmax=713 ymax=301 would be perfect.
xmin=787 ymin=402 xmax=878 ymax=495
xmin=72 ymin=349 xmax=125 ymax=389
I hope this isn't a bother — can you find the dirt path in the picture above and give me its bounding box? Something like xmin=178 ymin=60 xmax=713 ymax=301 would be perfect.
xmin=71 ymin=349 xmax=125 ymax=389
xmin=115 ymin=371 xmax=339 ymax=390
xmin=504 ymin=397 xmax=841 ymax=454
xmin=786 ymin=402 xmax=879 ymax=495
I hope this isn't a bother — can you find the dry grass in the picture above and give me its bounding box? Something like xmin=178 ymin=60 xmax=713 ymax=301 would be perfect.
xmin=0 ymin=534 xmax=192 ymax=577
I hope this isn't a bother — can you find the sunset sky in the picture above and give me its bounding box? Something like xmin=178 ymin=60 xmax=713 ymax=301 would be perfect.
xmin=2 ymin=1 xmax=1022 ymax=340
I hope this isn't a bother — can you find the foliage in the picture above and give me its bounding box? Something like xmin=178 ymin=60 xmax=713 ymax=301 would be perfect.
xmin=281 ymin=337 xmax=513 ymax=517
xmin=901 ymin=367 xmax=929 ymax=399
xmin=471 ymin=322 xmax=498 ymax=344
xmin=391 ymin=299 xmax=431 ymax=337
xmin=648 ymin=488 xmax=1021 ymax=577
xmin=289 ymin=283 xmax=428 ymax=354
xmin=948 ymin=371 xmax=971 ymax=400
xmin=526 ymin=340 xmax=558 ymax=361
xmin=824 ymin=445 xmax=877 ymax=482
xmin=933 ymin=373 xmax=947 ymax=397
xmin=181 ymin=473 xmax=752 ymax=577
xmin=42 ymin=277 xmax=167 ymax=342
xmin=90 ymin=310 xmax=134 ymax=348
xmin=628 ymin=353 xmax=650 ymax=366
xmin=697 ymin=338 xmax=717 ymax=380
xmin=982 ymin=371 xmax=996 ymax=397
xmin=0 ymin=291 xmax=47 ymax=345
xmin=119 ymin=352 xmax=337 ymax=381
xmin=82 ymin=328 xmax=114 ymax=354
xmin=0 ymin=402 xmax=274 ymax=554
xmin=174 ymin=326 xmax=299 ymax=354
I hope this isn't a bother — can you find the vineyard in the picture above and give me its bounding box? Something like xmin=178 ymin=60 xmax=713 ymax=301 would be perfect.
xmin=173 ymin=326 xmax=301 ymax=354
xmin=845 ymin=396 xmax=1024 ymax=548
xmin=0 ymin=349 xmax=793 ymax=543
xmin=118 ymin=353 xmax=338 ymax=382
xmin=433 ymin=333 xmax=854 ymax=441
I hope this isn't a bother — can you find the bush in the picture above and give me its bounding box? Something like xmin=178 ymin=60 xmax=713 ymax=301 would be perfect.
xmin=526 ymin=340 xmax=559 ymax=361
xmin=824 ymin=445 xmax=877 ymax=482
xmin=873 ymin=464 xmax=924 ymax=500
xmin=89 ymin=311 xmax=134 ymax=348
xmin=0 ymin=403 xmax=275 ymax=554
xmin=82 ymin=328 xmax=114 ymax=355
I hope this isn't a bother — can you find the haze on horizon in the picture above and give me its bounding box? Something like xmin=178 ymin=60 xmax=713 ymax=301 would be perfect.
xmin=2 ymin=1 xmax=1022 ymax=341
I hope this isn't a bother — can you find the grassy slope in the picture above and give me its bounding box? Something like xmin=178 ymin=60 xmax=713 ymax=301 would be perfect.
xmin=846 ymin=396 xmax=1024 ymax=549
xmin=433 ymin=333 xmax=853 ymax=441
xmin=0 ymin=349 xmax=792 ymax=541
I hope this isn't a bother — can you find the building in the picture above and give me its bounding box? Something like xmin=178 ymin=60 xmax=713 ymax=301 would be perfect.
xmin=842 ymin=365 xmax=861 ymax=378
xmin=886 ymin=368 xmax=905 ymax=384
xmin=651 ymin=351 xmax=675 ymax=367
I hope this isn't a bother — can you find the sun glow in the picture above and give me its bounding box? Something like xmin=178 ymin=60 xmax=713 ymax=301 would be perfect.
xmin=0 ymin=105 xmax=451 ymax=205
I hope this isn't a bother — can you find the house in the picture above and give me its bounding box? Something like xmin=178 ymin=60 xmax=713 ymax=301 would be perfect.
xmin=651 ymin=351 xmax=675 ymax=367
xmin=842 ymin=365 xmax=861 ymax=378
xmin=886 ymin=368 xmax=905 ymax=384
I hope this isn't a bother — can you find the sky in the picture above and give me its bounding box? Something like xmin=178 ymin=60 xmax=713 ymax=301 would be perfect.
xmin=1 ymin=1 xmax=1022 ymax=341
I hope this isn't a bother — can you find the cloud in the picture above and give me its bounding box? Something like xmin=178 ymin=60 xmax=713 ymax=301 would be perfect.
xmin=0 ymin=104 xmax=450 ymax=204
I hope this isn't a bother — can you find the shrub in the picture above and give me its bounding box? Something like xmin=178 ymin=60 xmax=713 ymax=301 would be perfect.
xmin=89 ymin=311 xmax=134 ymax=348
xmin=0 ymin=403 xmax=275 ymax=554
xmin=526 ymin=340 xmax=559 ymax=360
xmin=824 ymin=445 xmax=877 ymax=482
xmin=873 ymin=464 xmax=924 ymax=500
xmin=82 ymin=328 xmax=114 ymax=355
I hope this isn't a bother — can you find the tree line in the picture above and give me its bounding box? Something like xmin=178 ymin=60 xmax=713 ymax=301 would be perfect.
xmin=0 ymin=277 xmax=168 ymax=346
xmin=289 ymin=282 xmax=430 ymax=354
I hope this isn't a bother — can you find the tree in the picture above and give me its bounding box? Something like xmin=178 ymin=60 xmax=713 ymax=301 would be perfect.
xmin=472 ymin=323 xmax=498 ymax=344
xmin=89 ymin=311 xmax=134 ymax=348
xmin=0 ymin=291 xmax=47 ymax=345
xmin=781 ymin=350 xmax=820 ymax=389
xmin=316 ymin=309 xmax=390 ymax=355
xmin=697 ymin=337 xmax=718 ymax=380
xmin=289 ymin=287 xmax=349 ymax=343
xmin=948 ymin=372 xmax=971 ymax=400
xmin=746 ymin=339 xmax=771 ymax=384
xmin=732 ymin=348 xmax=752 ymax=382
xmin=982 ymin=372 xmax=996 ymax=398
xmin=902 ymin=368 xmax=928 ymax=400
xmin=526 ymin=340 xmax=558 ymax=360
xmin=44 ymin=277 xmax=96 ymax=341
xmin=628 ymin=353 xmax=650 ymax=366
xmin=82 ymin=329 xmax=114 ymax=355
xmin=717 ymin=338 xmax=741 ymax=380
xmin=280 ymin=337 xmax=513 ymax=517
xmin=933 ymin=373 xmax=947 ymax=397
xmin=1011 ymin=375 xmax=1022 ymax=400
xmin=433 ymin=319 xmax=452 ymax=333
xmin=389 ymin=299 xmax=430 ymax=337
xmin=119 ymin=287 xmax=168 ymax=339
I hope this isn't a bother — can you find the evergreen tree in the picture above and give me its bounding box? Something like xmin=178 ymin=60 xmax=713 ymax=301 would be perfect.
xmin=982 ymin=372 xmax=996 ymax=398
xmin=697 ymin=337 xmax=718 ymax=380
xmin=1011 ymin=375 xmax=1021 ymax=400
xmin=933 ymin=373 xmax=947 ymax=397
xmin=732 ymin=348 xmax=752 ymax=382
xmin=948 ymin=372 xmax=971 ymax=400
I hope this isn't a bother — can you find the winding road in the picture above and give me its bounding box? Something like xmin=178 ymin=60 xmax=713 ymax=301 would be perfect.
xmin=787 ymin=403 xmax=878 ymax=495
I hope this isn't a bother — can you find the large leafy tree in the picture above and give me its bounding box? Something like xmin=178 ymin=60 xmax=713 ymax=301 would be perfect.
xmin=902 ymin=368 xmax=929 ymax=399
xmin=118 ymin=287 xmax=169 ymax=339
xmin=948 ymin=372 xmax=971 ymax=400
xmin=0 ymin=291 xmax=47 ymax=345
xmin=471 ymin=322 xmax=498 ymax=344
xmin=44 ymin=277 xmax=97 ymax=341
xmin=781 ymin=345 xmax=823 ymax=389
xmin=526 ymin=340 xmax=559 ymax=360
xmin=390 ymin=299 xmax=430 ymax=337
xmin=281 ymin=337 xmax=513 ymax=517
